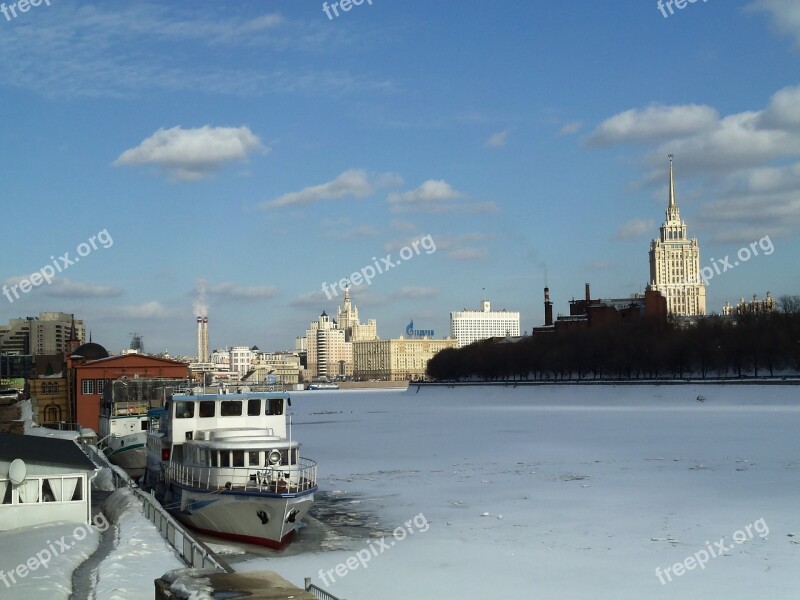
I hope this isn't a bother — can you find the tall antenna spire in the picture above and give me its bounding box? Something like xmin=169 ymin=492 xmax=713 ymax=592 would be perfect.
xmin=668 ymin=154 xmax=676 ymax=208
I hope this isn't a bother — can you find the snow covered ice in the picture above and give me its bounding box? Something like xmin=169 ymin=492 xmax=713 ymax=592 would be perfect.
xmin=3 ymin=384 xmax=799 ymax=599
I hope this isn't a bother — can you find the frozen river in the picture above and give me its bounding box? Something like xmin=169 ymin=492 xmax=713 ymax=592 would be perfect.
xmin=230 ymin=384 xmax=800 ymax=599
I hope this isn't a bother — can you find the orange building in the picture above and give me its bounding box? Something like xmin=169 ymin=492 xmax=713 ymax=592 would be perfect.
xmin=72 ymin=353 xmax=189 ymax=432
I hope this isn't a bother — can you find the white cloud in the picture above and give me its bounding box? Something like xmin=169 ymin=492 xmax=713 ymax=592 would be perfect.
xmin=115 ymin=125 xmax=265 ymax=181
xmin=747 ymin=0 xmax=800 ymax=48
xmin=388 ymin=180 xmax=464 ymax=205
xmin=587 ymin=104 xmax=719 ymax=146
xmin=2 ymin=277 xmax=123 ymax=298
xmin=447 ymin=247 xmax=489 ymax=261
xmin=558 ymin=121 xmax=583 ymax=136
xmin=709 ymin=227 xmax=791 ymax=245
xmin=393 ymin=286 xmax=439 ymax=299
xmin=114 ymin=301 xmax=174 ymax=319
xmin=614 ymin=218 xmax=654 ymax=240
xmin=263 ymin=170 xmax=400 ymax=208
xmin=207 ymin=282 xmax=277 ymax=300
xmin=485 ymin=130 xmax=509 ymax=148
xmin=327 ymin=226 xmax=381 ymax=240
xmin=387 ymin=180 xmax=498 ymax=214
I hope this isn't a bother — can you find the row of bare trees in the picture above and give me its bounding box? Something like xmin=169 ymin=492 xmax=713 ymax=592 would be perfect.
xmin=427 ymin=305 xmax=800 ymax=382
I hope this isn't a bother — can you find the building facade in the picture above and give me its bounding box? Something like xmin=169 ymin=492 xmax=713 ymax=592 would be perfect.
xmin=0 ymin=313 xmax=85 ymax=356
xmin=73 ymin=353 xmax=189 ymax=432
xmin=303 ymin=287 xmax=378 ymax=379
xmin=305 ymin=312 xmax=352 ymax=379
xmin=450 ymin=300 xmax=520 ymax=347
xmin=647 ymin=156 xmax=706 ymax=316
xmin=353 ymin=336 xmax=458 ymax=381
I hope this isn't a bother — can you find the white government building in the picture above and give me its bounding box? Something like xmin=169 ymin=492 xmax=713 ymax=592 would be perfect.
xmin=450 ymin=300 xmax=520 ymax=347
xmin=647 ymin=155 xmax=706 ymax=317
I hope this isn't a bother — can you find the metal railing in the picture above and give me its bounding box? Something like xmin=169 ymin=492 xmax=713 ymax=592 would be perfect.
xmin=168 ymin=458 xmax=317 ymax=494
xmin=81 ymin=442 xmax=229 ymax=573
xmin=304 ymin=578 xmax=346 ymax=600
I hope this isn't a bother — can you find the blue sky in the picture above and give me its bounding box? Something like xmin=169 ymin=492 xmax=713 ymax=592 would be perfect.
xmin=1 ymin=0 xmax=799 ymax=356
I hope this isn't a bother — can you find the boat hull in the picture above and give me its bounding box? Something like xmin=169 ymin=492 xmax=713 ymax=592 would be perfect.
xmin=103 ymin=431 xmax=147 ymax=478
xmin=167 ymin=482 xmax=315 ymax=548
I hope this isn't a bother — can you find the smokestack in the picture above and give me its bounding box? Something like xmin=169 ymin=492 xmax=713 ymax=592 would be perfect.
xmin=202 ymin=317 xmax=209 ymax=363
xmin=585 ymin=282 xmax=591 ymax=304
xmin=196 ymin=317 xmax=203 ymax=362
xmin=544 ymin=287 xmax=553 ymax=327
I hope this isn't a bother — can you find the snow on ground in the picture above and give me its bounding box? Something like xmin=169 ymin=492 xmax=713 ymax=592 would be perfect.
xmin=235 ymin=385 xmax=800 ymax=599
xmin=92 ymin=488 xmax=185 ymax=600
xmin=0 ymin=521 xmax=100 ymax=599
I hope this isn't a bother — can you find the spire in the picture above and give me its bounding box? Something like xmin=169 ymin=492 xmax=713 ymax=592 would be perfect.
xmin=344 ymin=284 xmax=350 ymax=304
xmin=668 ymin=154 xmax=675 ymax=209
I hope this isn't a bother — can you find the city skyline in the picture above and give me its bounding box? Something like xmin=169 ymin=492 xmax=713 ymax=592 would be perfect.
xmin=1 ymin=1 xmax=798 ymax=355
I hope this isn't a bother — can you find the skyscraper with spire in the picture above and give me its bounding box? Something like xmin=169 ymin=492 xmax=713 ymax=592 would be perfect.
xmin=647 ymin=155 xmax=706 ymax=316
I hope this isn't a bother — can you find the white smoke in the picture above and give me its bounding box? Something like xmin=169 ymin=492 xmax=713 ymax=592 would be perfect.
xmin=193 ymin=278 xmax=209 ymax=317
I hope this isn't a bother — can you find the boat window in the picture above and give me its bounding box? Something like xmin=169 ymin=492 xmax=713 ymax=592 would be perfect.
xmin=221 ymin=400 xmax=242 ymax=416
xmin=247 ymin=399 xmax=261 ymax=416
xmin=174 ymin=401 xmax=194 ymax=419
xmin=232 ymin=451 xmax=244 ymax=467
xmin=199 ymin=401 xmax=216 ymax=418
xmin=248 ymin=451 xmax=260 ymax=466
xmin=266 ymin=398 xmax=283 ymax=416
xmin=278 ymin=448 xmax=298 ymax=465
xmin=141 ymin=419 xmax=148 ymax=431
xmin=210 ymin=452 xmax=218 ymax=467
xmin=220 ymin=452 xmax=230 ymax=467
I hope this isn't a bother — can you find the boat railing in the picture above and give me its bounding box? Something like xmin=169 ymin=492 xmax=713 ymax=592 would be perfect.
xmin=168 ymin=458 xmax=317 ymax=494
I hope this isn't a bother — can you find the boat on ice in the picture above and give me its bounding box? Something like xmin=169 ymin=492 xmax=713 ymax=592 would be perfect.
xmin=144 ymin=389 xmax=316 ymax=547
xmin=99 ymin=378 xmax=184 ymax=479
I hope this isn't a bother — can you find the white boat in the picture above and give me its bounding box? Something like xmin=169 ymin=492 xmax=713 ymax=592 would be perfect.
xmin=98 ymin=379 xmax=181 ymax=479
xmin=308 ymin=382 xmax=339 ymax=390
xmin=144 ymin=390 xmax=316 ymax=548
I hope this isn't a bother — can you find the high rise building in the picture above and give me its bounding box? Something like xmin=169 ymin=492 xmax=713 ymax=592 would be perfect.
xmin=647 ymin=155 xmax=706 ymax=316
xmin=336 ymin=286 xmax=377 ymax=342
xmin=302 ymin=286 xmax=378 ymax=379
xmin=0 ymin=312 xmax=85 ymax=356
xmin=305 ymin=311 xmax=352 ymax=378
xmin=450 ymin=300 xmax=520 ymax=347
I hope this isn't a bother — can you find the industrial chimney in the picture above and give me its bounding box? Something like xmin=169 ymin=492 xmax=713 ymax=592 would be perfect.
xmin=202 ymin=317 xmax=209 ymax=363
xmin=196 ymin=317 xmax=203 ymax=362
xmin=544 ymin=287 xmax=553 ymax=327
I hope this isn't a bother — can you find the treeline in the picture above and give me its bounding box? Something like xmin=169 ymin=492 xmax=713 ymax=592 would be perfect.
xmin=427 ymin=312 xmax=800 ymax=381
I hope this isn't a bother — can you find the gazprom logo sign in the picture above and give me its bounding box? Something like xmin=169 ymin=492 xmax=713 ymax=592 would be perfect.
xmin=405 ymin=319 xmax=434 ymax=338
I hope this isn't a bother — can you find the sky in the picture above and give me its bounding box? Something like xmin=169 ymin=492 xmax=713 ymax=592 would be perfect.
xmin=1 ymin=0 xmax=799 ymax=356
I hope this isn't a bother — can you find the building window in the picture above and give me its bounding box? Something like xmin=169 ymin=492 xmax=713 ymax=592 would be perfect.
xmin=97 ymin=380 xmax=105 ymax=395
xmin=82 ymin=380 xmax=94 ymax=395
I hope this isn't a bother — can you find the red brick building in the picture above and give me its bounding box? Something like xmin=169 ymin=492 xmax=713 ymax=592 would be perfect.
xmin=72 ymin=353 xmax=188 ymax=432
